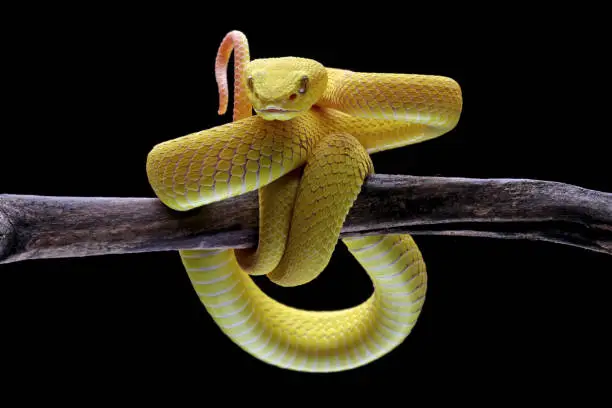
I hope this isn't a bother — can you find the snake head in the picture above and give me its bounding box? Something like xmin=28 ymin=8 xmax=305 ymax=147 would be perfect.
xmin=245 ymin=57 xmax=327 ymax=121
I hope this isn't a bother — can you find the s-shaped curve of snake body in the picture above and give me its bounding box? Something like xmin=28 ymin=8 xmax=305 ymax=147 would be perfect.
xmin=146 ymin=31 xmax=462 ymax=373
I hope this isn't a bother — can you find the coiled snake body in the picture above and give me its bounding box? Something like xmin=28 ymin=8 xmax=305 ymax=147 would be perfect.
xmin=146 ymin=31 xmax=462 ymax=372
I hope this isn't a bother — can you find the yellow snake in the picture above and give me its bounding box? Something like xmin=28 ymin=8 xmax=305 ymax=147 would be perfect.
xmin=146 ymin=31 xmax=462 ymax=372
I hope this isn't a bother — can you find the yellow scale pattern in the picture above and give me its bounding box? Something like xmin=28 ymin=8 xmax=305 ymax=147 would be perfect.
xmin=146 ymin=31 xmax=462 ymax=372
xmin=146 ymin=114 xmax=319 ymax=212
xmin=179 ymin=233 xmax=426 ymax=372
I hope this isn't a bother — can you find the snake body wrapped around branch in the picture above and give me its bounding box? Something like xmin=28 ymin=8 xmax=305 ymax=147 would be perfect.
xmin=146 ymin=30 xmax=462 ymax=372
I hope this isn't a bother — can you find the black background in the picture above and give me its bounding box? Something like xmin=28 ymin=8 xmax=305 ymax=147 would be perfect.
xmin=1 ymin=5 xmax=610 ymax=396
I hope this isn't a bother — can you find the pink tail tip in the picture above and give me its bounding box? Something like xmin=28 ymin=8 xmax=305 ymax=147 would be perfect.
xmin=214 ymin=30 xmax=249 ymax=118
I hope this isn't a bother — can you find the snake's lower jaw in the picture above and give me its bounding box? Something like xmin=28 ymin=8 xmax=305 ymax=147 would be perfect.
xmin=255 ymin=109 xmax=304 ymax=121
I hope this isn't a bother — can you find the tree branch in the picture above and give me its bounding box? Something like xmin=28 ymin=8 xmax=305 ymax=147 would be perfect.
xmin=0 ymin=175 xmax=610 ymax=264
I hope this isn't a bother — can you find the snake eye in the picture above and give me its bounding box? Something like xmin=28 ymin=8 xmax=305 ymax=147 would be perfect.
xmin=298 ymin=76 xmax=308 ymax=94
xmin=247 ymin=76 xmax=254 ymax=90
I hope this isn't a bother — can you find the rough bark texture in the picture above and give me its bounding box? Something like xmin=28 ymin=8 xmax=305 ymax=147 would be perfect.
xmin=0 ymin=175 xmax=610 ymax=264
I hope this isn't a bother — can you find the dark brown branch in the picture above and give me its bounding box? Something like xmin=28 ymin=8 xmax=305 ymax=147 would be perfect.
xmin=0 ymin=175 xmax=610 ymax=264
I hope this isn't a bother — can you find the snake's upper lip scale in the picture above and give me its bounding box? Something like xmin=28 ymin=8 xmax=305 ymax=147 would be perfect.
xmin=256 ymin=107 xmax=300 ymax=113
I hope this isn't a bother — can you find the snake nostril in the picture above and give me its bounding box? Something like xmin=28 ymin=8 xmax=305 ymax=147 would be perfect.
xmin=289 ymin=93 xmax=297 ymax=101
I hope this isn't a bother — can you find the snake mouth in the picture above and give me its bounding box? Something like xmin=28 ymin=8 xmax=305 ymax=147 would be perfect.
xmin=256 ymin=106 xmax=301 ymax=113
